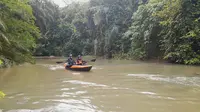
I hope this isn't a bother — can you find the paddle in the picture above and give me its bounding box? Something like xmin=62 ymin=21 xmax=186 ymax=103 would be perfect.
xmin=56 ymin=58 xmax=96 ymax=64
xmin=91 ymin=59 xmax=96 ymax=62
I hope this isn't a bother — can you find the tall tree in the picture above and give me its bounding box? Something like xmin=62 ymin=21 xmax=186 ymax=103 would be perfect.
xmin=155 ymin=0 xmax=200 ymax=64
xmin=0 ymin=0 xmax=40 ymax=67
xmin=30 ymin=0 xmax=61 ymax=56
xmin=124 ymin=0 xmax=162 ymax=60
xmin=86 ymin=0 xmax=139 ymax=58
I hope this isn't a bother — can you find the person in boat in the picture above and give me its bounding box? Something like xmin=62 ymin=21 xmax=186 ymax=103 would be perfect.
xmin=76 ymin=55 xmax=88 ymax=65
xmin=66 ymin=54 xmax=75 ymax=67
xmin=76 ymin=55 xmax=84 ymax=65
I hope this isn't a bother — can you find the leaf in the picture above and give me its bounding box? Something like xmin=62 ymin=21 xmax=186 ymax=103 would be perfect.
xmin=0 ymin=32 xmax=10 ymax=44
xmin=0 ymin=19 xmax=6 ymax=31
xmin=0 ymin=60 xmax=2 ymax=65
xmin=0 ymin=91 xmax=6 ymax=98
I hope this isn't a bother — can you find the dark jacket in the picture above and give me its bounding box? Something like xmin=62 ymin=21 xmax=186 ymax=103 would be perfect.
xmin=66 ymin=57 xmax=75 ymax=66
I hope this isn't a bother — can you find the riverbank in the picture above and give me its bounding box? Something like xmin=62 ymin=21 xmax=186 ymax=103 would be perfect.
xmin=112 ymin=53 xmax=200 ymax=66
xmin=0 ymin=55 xmax=199 ymax=69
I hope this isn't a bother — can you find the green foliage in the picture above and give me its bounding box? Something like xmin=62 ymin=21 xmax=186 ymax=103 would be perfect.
xmin=30 ymin=0 xmax=60 ymax=56
xmin=86 ymin=0 xmax=138 ymax=58
xmin=0 ymin=60 xmax=2 ymax=65
xmin=124 ymin=0 xmax=162 ymax=60
xmin=0 ymin=91 xmax=6 ymax=98
xmin=121 ymin=0 xmax=200 ymax=64
xmin=31 ymin=0 xmax=140 ymax=58
xmin=30 ymin=0 xmax=200 ymax=65
xmin=30 ymin=0 xmax=60 ymax=34
xmin=60 ymin=3 xmax=91 ymax=56
xmin=0 ymin=0 xmax=40 ymax=66
xmin=155 ymin=0 xmax=200 ymax=64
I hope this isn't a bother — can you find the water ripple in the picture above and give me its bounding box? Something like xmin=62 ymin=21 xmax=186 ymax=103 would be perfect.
xmin=38 ymin=64 xmax=64 ymax=71
xmin=56 ymin=91 xmax=87 ymax=98
xmin=140 ymin=92 xmax=157 ymax=95
xmin=63 ymin=80 xmax=175 ymax=101
xmin=63 ymin=80 xmax=108 ymax=87
xmin=128 ymin=74 xmax=200 ymax=87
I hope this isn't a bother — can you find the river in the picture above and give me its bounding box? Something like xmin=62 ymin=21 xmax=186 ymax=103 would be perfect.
xmin=0 ymin=58 xmax=200 ymax=112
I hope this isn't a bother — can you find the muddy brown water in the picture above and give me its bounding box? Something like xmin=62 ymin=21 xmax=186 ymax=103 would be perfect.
xmin=0 ymin=59 xmax=200 ymax=112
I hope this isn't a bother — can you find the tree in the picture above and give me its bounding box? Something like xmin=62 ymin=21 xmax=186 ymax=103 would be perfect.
xmin=86 ymin=0 xmax=139 ymax=58
xmin=155 ymin=0 xmax=200 ymax=64
xmin=30 ymin=0 xmax=61 ymax=56
xmin=0 ymin=0 xmax=40 ymax=66
xmin=28 ymin=0 xmax=200 ymax=65
xmin=123 ymin=0 xmax=162 ymax=59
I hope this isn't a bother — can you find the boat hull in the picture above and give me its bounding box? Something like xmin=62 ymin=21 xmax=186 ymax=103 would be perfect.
xmin=64 ymin=64 xmax=92 ymax=72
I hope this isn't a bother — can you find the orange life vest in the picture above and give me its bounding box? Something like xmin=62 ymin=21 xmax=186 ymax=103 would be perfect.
xmin=76 ymin=59 xmax=83 ymax=65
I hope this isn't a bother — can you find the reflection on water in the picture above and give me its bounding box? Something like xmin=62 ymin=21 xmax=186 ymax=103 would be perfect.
xmin=0 ymin=59 xmax=200 ymax=112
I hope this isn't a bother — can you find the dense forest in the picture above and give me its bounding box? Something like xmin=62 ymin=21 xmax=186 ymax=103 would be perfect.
xmin=0 ymin=0 xmax=200 ymax=67
xmin=0 ymin=0 xmax=40 ymax=67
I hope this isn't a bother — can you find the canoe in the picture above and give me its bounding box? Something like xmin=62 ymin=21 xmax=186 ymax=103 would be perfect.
xmin=64 ymin=63 xmax=92 ymax=72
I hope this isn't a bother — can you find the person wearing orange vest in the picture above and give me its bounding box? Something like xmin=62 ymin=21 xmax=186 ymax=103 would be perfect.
xmin=76 ymin=55 xmax=83 ymax=65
